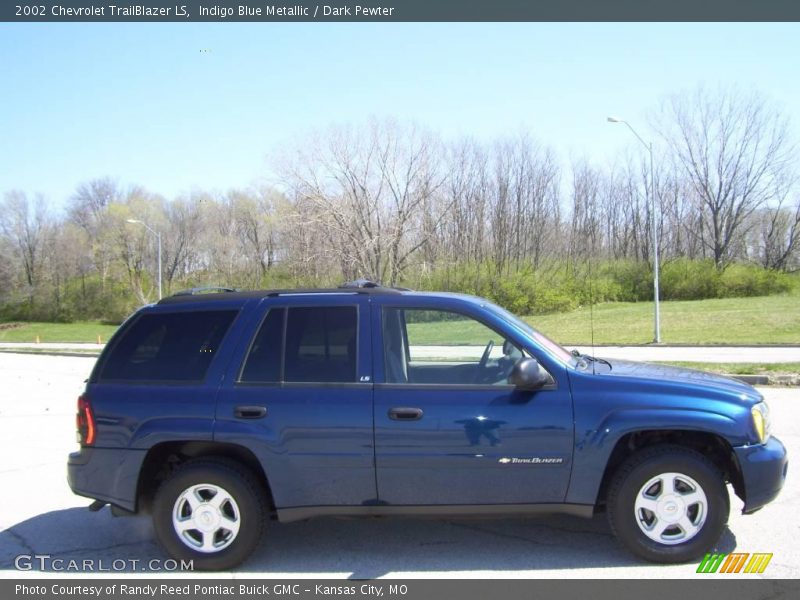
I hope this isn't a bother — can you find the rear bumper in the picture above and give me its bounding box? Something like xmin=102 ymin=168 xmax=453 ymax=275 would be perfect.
xmin=67 ymin=447 xmax=146 ymax=512
xmin=734 ymin=436 xmax=788 ymax=514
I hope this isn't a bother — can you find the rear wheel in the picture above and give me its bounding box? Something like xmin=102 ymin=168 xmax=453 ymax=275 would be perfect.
xmin=607 ymin=445 xmax=729 ymax=563
xmin=153 ymin=458 xmax=266 ymax=570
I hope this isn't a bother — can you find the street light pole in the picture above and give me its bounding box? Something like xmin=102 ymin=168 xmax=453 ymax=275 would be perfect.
xmin=607 ymin=117 xmax=661 ymax=343
xmin=126 ymin=219 xmax=163 ymax=300
xmin=156 ymin=230 xmax=162 ymax=301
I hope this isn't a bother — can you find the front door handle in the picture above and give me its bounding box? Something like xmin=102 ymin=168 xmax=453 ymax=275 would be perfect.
xmin=388 ymin=407 xmax=424 ymax=421
xmin=234 ymin=405 xmax=267 ymax=419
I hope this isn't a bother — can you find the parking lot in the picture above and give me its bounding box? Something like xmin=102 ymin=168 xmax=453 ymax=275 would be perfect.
xmin=0 ymin=353 xmax=796 ymax=579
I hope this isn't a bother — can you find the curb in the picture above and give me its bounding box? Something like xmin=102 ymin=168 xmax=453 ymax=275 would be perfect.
xmin=0 ymin=349 xmax=100 ymax=359
xmin=729 ymin=375 xmax=770 ymax=385
xmin=729 ymin=374 xmax=800 ymax=386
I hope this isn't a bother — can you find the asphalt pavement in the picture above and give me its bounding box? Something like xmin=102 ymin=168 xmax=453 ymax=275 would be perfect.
xmin=0 ymin=353 xmax=796 ymax=579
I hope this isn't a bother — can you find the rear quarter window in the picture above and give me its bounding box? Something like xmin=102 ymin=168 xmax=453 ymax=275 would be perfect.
xmin=98 ymin=310 xmax=238 ymax=382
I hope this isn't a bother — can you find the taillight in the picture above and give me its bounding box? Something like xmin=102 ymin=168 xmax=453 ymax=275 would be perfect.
xmin=76 ymin=394 xmax=96 ymax=446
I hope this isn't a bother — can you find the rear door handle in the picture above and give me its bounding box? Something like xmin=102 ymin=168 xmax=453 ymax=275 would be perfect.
xmin=234 ymin=405 xmax=267 ymax=419
xmin=388 ymin=407 xmax=424 ymax=421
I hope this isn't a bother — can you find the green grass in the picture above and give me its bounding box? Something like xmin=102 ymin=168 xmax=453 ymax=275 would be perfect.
xmin=656 ymin=362 xmax=800 ymax=375
xmin=529 ymin=294 xmax=800 ymax=345
xmin=0 ymin=321 xmax=118 ymax=343
xmin=407 ymin=294 xmax=800 ymax=346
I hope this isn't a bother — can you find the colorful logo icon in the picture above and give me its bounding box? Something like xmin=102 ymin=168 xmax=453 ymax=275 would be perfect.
xmin=696 ymin=552 xmax=773 ymax=574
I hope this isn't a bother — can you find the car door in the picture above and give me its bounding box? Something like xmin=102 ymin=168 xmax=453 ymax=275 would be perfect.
xmin=214 ymin=294 xmax=377 ymax=509
xmin=372 ymin=296 xmax=574 ymax=506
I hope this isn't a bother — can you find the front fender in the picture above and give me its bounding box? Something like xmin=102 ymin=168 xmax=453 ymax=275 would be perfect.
xmin=565 ymin=406 xmax=746 ymax=506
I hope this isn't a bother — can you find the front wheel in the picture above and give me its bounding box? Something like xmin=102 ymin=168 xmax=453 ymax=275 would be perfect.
xmin=607 ymin=445 xmax=729 ymax=563
xmin=152 ymin=458 xmax=267 ymax=570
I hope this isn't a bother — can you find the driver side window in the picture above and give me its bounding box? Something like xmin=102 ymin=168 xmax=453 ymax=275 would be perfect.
xmin=382 ymin=308 xmax=523 ymax=385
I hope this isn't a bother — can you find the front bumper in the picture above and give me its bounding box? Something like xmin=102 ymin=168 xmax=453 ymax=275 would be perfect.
xmin=734 ymin=436 xmax=788 ymax=514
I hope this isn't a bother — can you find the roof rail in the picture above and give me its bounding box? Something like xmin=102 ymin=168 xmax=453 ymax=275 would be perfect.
xmin=156 ymin=283 xmax=411 ymax=304
xmin=338 ymin=279 xmax=412 ymax=291
xmin=265 ymin=286 xmax=401 ymax=297
xmin=171 ymin=286 xmax=239 ymax=297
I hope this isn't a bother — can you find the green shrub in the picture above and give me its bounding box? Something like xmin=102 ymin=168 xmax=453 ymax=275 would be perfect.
xmin=598 ymin=260 xmax=652 ymax=301
xmin=658 ymin=259 xmax=721 ymax=300
xmin=2 ymin=258 xmax=793 ymax=324
xmin=412 ymin=258 xmax=794 ymax=316
xmin=719 ymin=264 xmax=792 ymax=297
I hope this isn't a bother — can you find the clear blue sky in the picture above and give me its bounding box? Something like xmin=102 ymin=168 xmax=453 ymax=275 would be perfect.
xmin=1 ymin=22 xmax=798 ymax=208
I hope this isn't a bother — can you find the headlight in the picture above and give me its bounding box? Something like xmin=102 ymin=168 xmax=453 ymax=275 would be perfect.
xmin=751 ymin=402 xmax=771 ymax=443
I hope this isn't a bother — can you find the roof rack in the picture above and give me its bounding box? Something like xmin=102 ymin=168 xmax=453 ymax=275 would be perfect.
xmin=157 ymin=282 xmax=409 ymax=305
xmin=171 ymin=286 xmax=239 ymax=297
xmin=339 ymin=279 xmax=412 ymax=291
xmin=265 ymin=284 xmax=401 ymax=297
xmin=339 ymin=279 xmax=380 ymax=289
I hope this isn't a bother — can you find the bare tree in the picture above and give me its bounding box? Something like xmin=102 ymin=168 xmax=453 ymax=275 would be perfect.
xmin=2 ymin=102 xmax=798 ymax=322
xmin=68 ymin=177 xmax=122 ymax=294
xmin=757 ymin=199 xmax=800 ymax=271
xmin=68 ymin=178 xmax=118 ymax=233
xmin=280 ymin=120 xmax=448 ymax=286
xmin=569 ymin=160 xmax=603 ymax=262
xmin=42 ymin=223 xmax=84 ymax=316
xmin=601 ymin=163 xmax=644 ymax=260
xmin=493 ymin=135 xmax=560 ymax=270
xmin=230 ymin=188 xmax=280 ymax=284
xmin=657 ymin=87 xmax=795 ymax=269
xmin=0 ymin=235 xmax=15 ymax=303
xmin=162 ymin=195 xmax=205 ymax=291
xmin=0 ymin=191 xmax=49 ymax=304
xmin=106 ymin=188 xmax=168 ymax=304
xmin=439 ymin=139 xmax=491 ymax=266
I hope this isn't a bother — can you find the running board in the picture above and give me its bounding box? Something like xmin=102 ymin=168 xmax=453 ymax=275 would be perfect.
xmin=277 ymin=503 xmax=594 ymax=523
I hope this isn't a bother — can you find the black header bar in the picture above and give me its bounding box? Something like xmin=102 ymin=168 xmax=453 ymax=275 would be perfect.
xmin=3 ymin=1 xmax=800 ymax=23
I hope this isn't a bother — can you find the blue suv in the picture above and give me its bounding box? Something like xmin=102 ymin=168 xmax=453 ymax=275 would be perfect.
xmin=68 ymin=283 xmax=788 ymax=570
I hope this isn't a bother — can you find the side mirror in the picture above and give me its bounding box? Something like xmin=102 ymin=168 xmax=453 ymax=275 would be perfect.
xmin=509 ymin=358 xmax=551 ymax=391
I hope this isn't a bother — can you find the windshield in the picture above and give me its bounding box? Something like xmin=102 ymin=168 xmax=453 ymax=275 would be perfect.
xmin=485 ymin=302 xmax=576 ymax=365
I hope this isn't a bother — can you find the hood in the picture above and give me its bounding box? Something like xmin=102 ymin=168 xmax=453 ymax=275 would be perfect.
xmin=596 ymin=359 xmax=762 ymax=403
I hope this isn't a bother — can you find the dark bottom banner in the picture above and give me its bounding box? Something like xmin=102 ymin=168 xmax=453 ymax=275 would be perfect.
xmin=5 ymin=580 xmax=800 ymax=600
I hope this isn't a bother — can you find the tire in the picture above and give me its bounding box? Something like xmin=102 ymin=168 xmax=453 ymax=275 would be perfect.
xmin=152 ymin=458 xmax=267 ymax=571
xmin=607 ymin=444 xmax=729 ymax=563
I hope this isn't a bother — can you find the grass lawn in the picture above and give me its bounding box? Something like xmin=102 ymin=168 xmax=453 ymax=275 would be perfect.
xmin=0 ymin=321 xmax=118 ymax=343
xmin=406 ymin=293 xmax=799 ymax=345
xmin=529 ymin=294 xmax=800 ymax=345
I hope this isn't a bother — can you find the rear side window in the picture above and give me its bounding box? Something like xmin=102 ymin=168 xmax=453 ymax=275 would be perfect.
xmin=284 ymin=306 xmax=357 ymax=383
xmin=99 ymin=310 xmax=237 ymax=382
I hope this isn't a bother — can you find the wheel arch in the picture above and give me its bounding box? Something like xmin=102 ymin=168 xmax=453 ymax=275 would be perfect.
xmin=594 ymin=429 xmax=744 ymax=509
xmin=135 ymin=441 xmax=276 ymax=514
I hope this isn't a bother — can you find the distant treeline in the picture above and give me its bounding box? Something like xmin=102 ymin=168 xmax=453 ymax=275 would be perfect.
xmin=1 ymin=86 xmax=798 ymax=322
